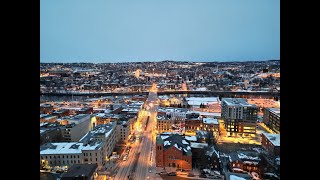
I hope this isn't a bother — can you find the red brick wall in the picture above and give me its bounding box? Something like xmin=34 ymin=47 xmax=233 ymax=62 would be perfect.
xmin=163 ymin=146 xmax=192 ymax=170
xmin=156 ymin=144 xmax=164 ymax=167
xmin=261 ymin=134 xmax=280 ymax=157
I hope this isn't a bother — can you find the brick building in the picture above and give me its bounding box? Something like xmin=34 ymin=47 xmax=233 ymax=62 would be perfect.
xmin=261 ymin=133 xmax=280 ymax=157
xmin=156 ymin=133 xmax=192 ymax=170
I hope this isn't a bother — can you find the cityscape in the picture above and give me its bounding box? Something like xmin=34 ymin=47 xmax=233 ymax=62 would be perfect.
xmin=40 ymin=1 xmax=280 ymax=180
xmin=40 ymin=60 xmax=280 ymax=180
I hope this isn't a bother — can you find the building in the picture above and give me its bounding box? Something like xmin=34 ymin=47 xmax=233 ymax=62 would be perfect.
xmin=61 ymin=164 xmax=98 ymax=180
xmin=202 ymin=117 xmax=220 ymax=141
xmin=40 ymin=115 xmax=58 ymax=123
xmin=79 ymin=122 xmax=117 ymax=168
xmin=62 ymin=114 xmax=95 ymax=142
xmin=77 ymin=107 xmax=93 ymax=114
xmin=116 ymin=118 xmax=133 ymax=143
xmin=40 ymin=104 xmax=53 ymax=114
xmin=221 ymin=98 xmax=258 ymax=136
xmin=156 ymin=133 xmax=192 ymax=170
xmin=52 ymin=109 xmax=70 ymax=118
xmin=229 ymin=151 xmax=260 ymax=174
xmin=94 ymin=113 xmax=111 ymax=125
xmin=157 ymin=115 xmax=175 ymax=133
xmin=261 ymin=133 xmax=280 ymax=157
xmin=40 ymin=142 xmax=85 ymax=168
xmin=40 ymin=122 xmax=64 ymax=145
xmin=185 ymin=112 xmax=201 ymax=132
xmin=205 ymin=145 xmax=220 ymax=169
xmin=263 ymin=108 xmax=280 ymax=134
xmin=40 ymin=122 xmax=117 ymax=170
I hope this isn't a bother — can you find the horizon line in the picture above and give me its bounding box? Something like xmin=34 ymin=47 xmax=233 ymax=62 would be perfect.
xmin=40 ymin=59 xmax=280 ymax=64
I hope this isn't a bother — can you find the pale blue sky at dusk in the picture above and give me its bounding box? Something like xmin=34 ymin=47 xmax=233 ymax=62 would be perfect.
xmin=40 ymin=0 xmax=280 ymax=63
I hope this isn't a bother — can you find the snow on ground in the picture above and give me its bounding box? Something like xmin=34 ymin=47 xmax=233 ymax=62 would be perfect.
xmin=186 ymin=97 xmax=219 ymax=106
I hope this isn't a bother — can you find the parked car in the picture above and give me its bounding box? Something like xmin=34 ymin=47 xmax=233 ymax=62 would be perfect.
xmin=167 ymin=172 xmax=177 ymax=176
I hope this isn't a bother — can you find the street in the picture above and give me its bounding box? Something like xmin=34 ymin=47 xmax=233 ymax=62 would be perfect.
xmin=114 ymin=85 xmax=159 ymax=180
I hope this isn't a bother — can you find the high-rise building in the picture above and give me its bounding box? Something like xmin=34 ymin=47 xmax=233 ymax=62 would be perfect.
xmin=221 ymin=98 xmax=258 ymax=136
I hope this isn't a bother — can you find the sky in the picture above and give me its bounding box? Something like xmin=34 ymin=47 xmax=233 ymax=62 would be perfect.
xmin=40 ymin=0 xmax=280 ymax=63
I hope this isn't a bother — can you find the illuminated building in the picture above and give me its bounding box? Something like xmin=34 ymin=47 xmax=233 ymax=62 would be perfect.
xmin=263 ymin=108 xmax=280 ymax=134
xmin=221 ymin=98 xmax=258 ymax=136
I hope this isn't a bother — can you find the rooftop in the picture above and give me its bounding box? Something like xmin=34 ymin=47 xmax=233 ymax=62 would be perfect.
xmin=40 ymin=142 xmax=84 ymax=155
xmin=61 ymin=164 xmax=97 ymax=179
xmin=190 ymin=142 xmax=208 ymax=149
xmin=222 ymin=98 xmax=257 ymax=107
xmin=157 ymin=133 xmax=192 ymax=156
xmin=203 ymin=117 xmax=219 ymax=125
xmin=79 ymin=122 xmax=116 ymax=146
xmin=268 ymin=108 xmax=280 ymax=117
xmin=263 ymin=133 xmax=280 ymax=146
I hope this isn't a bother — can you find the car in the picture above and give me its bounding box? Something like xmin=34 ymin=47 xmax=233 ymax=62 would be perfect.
xmin=167 ymin=172 xmax=177 ymax=176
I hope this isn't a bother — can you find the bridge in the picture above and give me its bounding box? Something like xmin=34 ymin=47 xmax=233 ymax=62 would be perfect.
xmin=40 ymin=90 xmax=280 ymax=99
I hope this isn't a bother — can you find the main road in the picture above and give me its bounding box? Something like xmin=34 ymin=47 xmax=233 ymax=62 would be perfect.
xmin=114 ymin=84 xmax=158 ymax=180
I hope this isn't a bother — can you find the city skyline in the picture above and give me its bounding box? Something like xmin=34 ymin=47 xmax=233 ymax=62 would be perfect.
xmin=40 ymin=0 xmax=280 ymax=63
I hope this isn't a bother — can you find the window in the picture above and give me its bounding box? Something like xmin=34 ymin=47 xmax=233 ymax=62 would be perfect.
xmin=96 ymin=158 xmax=98 ymax=162
xmin=63 ymin=160 xmax=65 ymax=164
xmin=67 ymin=160 xmax=69 ymax=163
xmin=67 ymin=155 xmax=68 ymax=158
xmin=50 ymin=156 xmax=52 ymax=159
xmin=71 ymin=160 xmax=73 ymax=163
xmin=78 ymin=160 xmax=80 ymax=163
xmin=90 ymin=153 xmax=92 ymax=156
xmin=41 ymin=156 xmax=43 ymax=159
xmin=45 ymin=156 xmax=47 ymax=159
xmin=62 ymin=155 xmax=64 ymax=158
xmin=96 ymin=153 xmax=97 ymax=156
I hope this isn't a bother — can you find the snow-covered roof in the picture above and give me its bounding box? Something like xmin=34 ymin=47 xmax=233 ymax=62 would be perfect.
xmin=206 ymin=146 xmax=219 ymax=158
xmin=174 ymin=144 xmax=182 ymax=150
xmin=190 ymin=142 xmax=208 ymax=149
xmin=243 ymin=161 xmax=259 ymax=165
xmin=182 ymin=140 xmax=189 ymax=144
xmin=203 ymin=117 xmax=219 ymax=125
xmin=185 ymin=136 xmax=197 ymax=142
xmin=223 ymin=98 xmax=256 ymax=107
xmin=263 ymin=133 xmax=280 ymax=146
xmin=164 ymin=141 xmax=171 ymax=146
xmin=237 ymin=153 xmax=260 ymax=161
xmin=186 ymin=97 xmax=219 ymax=106
xmin=40 ymin=142 xmax=84 ymax=155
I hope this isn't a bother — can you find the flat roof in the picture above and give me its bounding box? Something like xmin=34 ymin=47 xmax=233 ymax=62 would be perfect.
xmin=203 ymin=117 xmax=219 ymax=125
xmin=61 ymin=164 xmax=97 ymax=178
xmin=263 ymin=133 xmax=280 ymax=146
xmin=40 ymin=142 xmax=84 ymax=155
xmin=222 ymin=98 xmax=256 ymax=107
